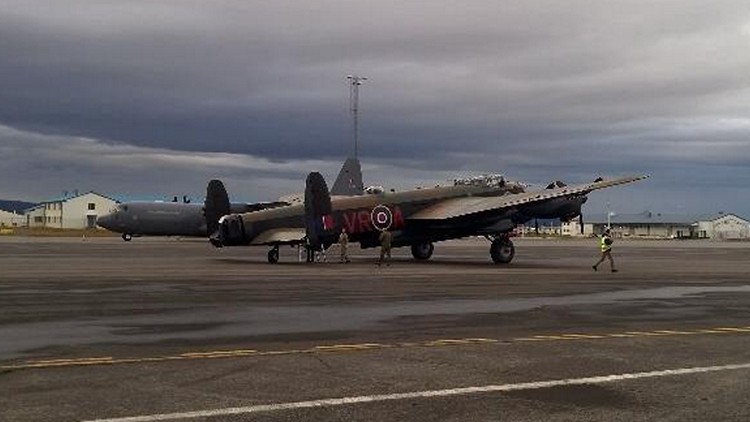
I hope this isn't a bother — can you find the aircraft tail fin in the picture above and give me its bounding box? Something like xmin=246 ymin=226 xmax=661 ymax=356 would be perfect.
xmin=330 ymin=157 xmax=363 ymax=196
xmin=304 ymin=172 xmax=333 ymax=249
xmin=205 ymin=179 xmax=231 ymax=244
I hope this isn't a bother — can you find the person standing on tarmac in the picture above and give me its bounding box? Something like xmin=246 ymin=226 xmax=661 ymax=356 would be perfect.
xmin=338 ymin=228 xmax=350 ymax=263
xmin=377 ymin=229 xmax=392 ymax=266
xmin=593 ymin=228 xmax=618 ymax=272
xmin=304 ymin=236 xmax=315 ymax=263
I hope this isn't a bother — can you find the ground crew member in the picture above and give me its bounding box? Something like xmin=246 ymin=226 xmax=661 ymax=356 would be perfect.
xmin=593 ymin=228 xmax=617 ymax=272
xmin=304 ymin=236 xmax=315 ymax=263
xmin=338 ymin=228 xmax=350 ymax=263
xmin=377 ymin=229 xmax=392 ymax=266
xmin=315 ymin=244 xmax=327 ymax=263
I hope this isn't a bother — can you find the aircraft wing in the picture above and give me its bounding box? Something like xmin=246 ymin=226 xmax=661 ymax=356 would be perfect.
xmin=250 ymin=227 xmax=306 ymax=245
xmin=409 ymin=175 xmax=648 ymax=220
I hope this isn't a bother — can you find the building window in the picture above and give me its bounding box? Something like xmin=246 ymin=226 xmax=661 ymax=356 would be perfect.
xmin=88 ymin=203 xmax=96 ymax=210
xmin=35 ymin=216 xmax=43 ymax=223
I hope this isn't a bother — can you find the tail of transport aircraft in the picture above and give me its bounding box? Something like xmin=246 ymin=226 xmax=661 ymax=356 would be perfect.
xmin=330 ymin=157 xmax=364 ymax=196
xmin=205 ymin=179 xmax=231 ymax=244
xmin=304 ymin=172 xmax=333 ymax=249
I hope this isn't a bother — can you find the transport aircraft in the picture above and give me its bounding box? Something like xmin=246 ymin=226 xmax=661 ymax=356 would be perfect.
xmin=209 ymin=171 xmax=647 ymax=264
xmin=97 ymin=158 xmax=364 ymax=241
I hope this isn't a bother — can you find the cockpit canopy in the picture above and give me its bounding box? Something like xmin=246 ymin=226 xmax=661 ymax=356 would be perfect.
xmin=364 ymin=186 xmax=385 ymax=195
xmin=454 ymin=174 xmax=507 ymax=188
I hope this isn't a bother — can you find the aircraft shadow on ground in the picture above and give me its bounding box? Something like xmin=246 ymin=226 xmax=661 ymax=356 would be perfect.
xmin=212 ymin=257 xmax=570 ymax=269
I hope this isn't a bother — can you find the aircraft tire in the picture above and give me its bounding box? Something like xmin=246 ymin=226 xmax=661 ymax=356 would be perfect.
xmin=122 ymin=233 xmax=133 ymax=242
xmin=267 ymin=248 xmax=279 ymax=264
xmin=411 ymin=242 xmax=434 ymax=260
xmin=490 ymin=239 xmax=514 ymax=264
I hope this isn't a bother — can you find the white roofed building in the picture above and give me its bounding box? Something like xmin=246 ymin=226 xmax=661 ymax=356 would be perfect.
xmin=695 ymin=213 xmax=750 ymax=240
xmin=25 ymin=192 xmax=119 ymax=229
xmin=562 ymin=211 xmax=750 ymax=240
xmin=0 ymin=209 xmax=26 ymax=228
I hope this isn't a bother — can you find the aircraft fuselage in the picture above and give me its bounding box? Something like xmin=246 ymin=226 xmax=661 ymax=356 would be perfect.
xmin=232 ymin=183 xmax=543 ymax=249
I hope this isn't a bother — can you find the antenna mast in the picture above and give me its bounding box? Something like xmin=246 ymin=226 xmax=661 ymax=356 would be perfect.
xmin=346 ymin=74 xmax=367 ymax=159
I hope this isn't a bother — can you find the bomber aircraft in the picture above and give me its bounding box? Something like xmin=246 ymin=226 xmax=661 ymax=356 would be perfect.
xmin=209 ymin=171 xmax=647 ymax=264
xmin=97 ymin=158 xmax=365 ymax=241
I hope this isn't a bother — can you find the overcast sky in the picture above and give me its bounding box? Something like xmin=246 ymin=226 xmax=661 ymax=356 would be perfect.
xmin=1 ymin=0 xmax=749 ymax=216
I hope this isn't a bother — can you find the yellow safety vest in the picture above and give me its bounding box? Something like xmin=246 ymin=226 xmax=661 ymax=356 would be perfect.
xmin=600 ymin=235 xmax=611 ymax=252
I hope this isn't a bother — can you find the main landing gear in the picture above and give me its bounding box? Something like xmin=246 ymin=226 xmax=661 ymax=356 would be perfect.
xmin=411 ymin=242 xmax=434 ymax=260
xmin=411 ymin=242 xmax=435 ymax=261
xmin=489 ymin=236 xmax=515 ymax=264
xmin=122 ymin=233 xmax=133 ymax=242
xmin=267 ymin=246 xmax=280 ymax=264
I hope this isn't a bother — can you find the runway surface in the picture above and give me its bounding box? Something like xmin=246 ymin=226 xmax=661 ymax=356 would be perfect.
xmin=1 ymin=236 xmax=749 ymax=421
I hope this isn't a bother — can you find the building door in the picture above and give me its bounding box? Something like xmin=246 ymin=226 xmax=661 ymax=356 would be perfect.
xmin=87 ymin=215 xmax=97 ymax=229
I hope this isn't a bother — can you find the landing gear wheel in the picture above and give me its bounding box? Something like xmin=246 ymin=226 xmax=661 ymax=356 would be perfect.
xmin=267 ymin=247 xmax=279 ymax=264
xmin=490 ymin=239 xmax=514 ymax=264
xmin=122 ymin=233 xmax=132 ymax=242
xmin=411 ymin=242 xmax=434 ymax=260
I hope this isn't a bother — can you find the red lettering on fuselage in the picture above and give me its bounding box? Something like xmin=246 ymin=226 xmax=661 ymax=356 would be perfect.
xmin=337 ymin=206 xmax=405 ymax=234
xmin=392 ymin=206 xmax=405 ymax=229
xmin=343 ymin=212 xmax=357 ymax=233
xmin=358 ymin=210 xmax=372 ymax=232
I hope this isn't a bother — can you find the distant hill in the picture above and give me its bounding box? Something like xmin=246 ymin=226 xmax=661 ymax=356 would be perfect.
xmin=0 ymin=199 xmax=38 ymax=213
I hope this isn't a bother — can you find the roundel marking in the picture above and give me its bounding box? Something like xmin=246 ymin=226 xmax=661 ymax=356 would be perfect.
xmin=371 ymin=205 xmax=393 ymax=231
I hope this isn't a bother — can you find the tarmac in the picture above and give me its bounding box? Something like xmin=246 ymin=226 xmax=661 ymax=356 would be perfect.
xmin=1 ymin=236 xmax=749 ymax=421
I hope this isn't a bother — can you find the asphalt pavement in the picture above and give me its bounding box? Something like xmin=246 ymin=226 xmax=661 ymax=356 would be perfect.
xmin=1 ymin=236 xmax=749 ymax=421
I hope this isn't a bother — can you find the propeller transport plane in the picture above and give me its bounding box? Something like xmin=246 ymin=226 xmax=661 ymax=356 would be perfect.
xmin=96 ymin=195 xmax=289 ymax=242
xmin=96 ymin=158 xmax=365 ymax=241
xmin=210 ymin=171 xmax=647 ymax=264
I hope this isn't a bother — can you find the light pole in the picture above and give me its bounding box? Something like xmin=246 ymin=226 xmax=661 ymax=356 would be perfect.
xmin=346 ymin=75 xmax=367 ymax=159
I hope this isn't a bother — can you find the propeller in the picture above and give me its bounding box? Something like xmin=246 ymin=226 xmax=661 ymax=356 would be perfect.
xmin=204 ymin=179 xmax=230 ymax=246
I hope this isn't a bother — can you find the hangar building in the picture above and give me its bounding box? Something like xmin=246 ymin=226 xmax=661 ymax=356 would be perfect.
xmin=562 ymin=211 xmax=750 ymax=240
xmin=0 ymin=209 xmax=25 ymax=228
xmin=25 ymin=192 xmax=119 ymax=229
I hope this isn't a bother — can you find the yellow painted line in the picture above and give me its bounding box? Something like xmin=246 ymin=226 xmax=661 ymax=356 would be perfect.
xmin=424 ymin=339 xmax=473 ymax=346
xmin=532 ymin=335 xmax=577 ymax=340
xmin=4 ymin=325 xmax=750 ymax=372
xmin=624 ymin=331 xmax=670 ymax=336
xmin=181 ymin=350 xmax=257 ymax=357
xmin=27 ymin=357 xmax=114 ymax=364
xmin=713 ymin=327 xmax=750 ymax=332
xmin=256 ymin=349 xmax=311 ymax=356
xmin=463 ymin=338 xmax=500 ymax=344
xmin=559 ymin=334 xmax=606 ymax=339
xmin=315 ymin=343 xmax=387 ymax=352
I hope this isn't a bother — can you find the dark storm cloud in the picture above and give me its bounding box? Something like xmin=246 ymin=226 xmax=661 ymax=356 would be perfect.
xmin=0 ymin=0 xmax=749 ymax=215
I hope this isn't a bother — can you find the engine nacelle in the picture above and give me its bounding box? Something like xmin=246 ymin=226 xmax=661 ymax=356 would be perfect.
xmin=524 ymin=195 xmax=587 ymax=220
xmin=211 ymin=214 xmax=251 ymax=247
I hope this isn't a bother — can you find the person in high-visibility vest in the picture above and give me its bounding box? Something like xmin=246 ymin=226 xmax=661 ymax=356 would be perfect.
xmin=593 ymin=228 xmax=618 ymax=272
